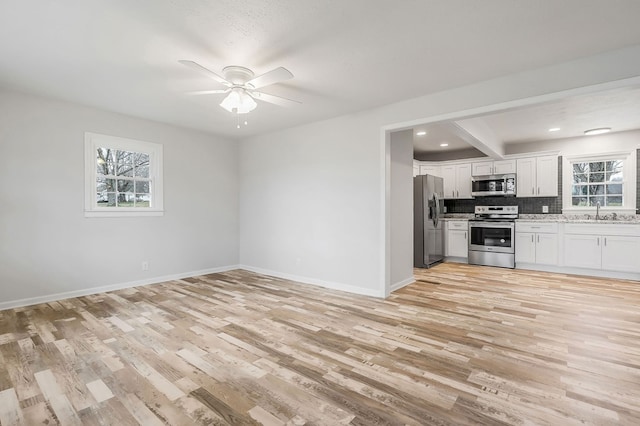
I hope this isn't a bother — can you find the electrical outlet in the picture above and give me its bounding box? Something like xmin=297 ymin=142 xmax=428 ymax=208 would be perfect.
xmin=542 ymin=205 xmax=549 ymax=213
xmin=141 ymin=261 xmax=149 ymax=271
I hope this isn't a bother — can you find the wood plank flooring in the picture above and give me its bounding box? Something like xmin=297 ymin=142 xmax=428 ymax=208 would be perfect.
xmin=1 ymin=263 xmax=640 ymax=425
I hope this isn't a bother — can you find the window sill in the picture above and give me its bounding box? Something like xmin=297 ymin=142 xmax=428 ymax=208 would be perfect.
xmin=84 ymin=210 xmax=164 ymax=218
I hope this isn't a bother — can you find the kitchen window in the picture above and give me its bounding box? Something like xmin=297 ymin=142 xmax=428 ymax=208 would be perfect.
xmin=563 ymin=151 xmax=636 ymax=213
xmin=84 ymin=133 xmax=163 ymax=217
xmin=571 ymin=159 xmax=623 ymax=207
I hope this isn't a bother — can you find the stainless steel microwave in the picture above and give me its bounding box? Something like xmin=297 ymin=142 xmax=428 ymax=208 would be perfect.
xmin=471 ymin=173 xmax=516 ymax=197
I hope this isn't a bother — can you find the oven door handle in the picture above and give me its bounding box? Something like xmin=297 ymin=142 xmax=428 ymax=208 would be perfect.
xmin=469 ymin=221 xmax=515 ymax=229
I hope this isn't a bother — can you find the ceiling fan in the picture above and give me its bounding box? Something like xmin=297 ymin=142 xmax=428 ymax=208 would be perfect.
xmin=179 ymin=60 xmax=300 ymax=114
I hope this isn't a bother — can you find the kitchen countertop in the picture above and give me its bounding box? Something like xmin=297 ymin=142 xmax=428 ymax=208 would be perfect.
xmin=441 ymin=213 xmax=640 ymax=224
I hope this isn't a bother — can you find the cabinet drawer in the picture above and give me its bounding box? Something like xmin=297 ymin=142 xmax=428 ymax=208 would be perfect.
xmin=516 ymin=222 xmax=558 ymax=233
xmin=447 ymin=220 xmax=468 ymax=230
xmin=564 ymin=223 xmax=640 ymax=237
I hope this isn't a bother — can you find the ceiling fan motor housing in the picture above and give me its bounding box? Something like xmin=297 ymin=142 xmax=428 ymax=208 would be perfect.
xmin=222 ymin=66 xmax=255 ymax=86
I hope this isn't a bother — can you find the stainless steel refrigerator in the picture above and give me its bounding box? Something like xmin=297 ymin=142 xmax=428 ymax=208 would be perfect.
xmin=414 ymin=174 xmax=445 ymax=268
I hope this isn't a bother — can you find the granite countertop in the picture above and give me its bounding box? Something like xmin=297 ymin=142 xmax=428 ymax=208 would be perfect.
xmin=441 ymin=213 xmax=640 ymax=224
xmin=517 ymin=214 xmax=640 ymax=224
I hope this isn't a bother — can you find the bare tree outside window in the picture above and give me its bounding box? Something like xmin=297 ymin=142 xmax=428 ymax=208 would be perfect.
xmin=571 ymin=160 xmax=623 ymax=207
xmin=96 ymin=148 xmax=151 ymax=207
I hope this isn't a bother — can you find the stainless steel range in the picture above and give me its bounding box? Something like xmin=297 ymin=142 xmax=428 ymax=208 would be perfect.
xmin=468 ymin=205 xmax=518 ymax=268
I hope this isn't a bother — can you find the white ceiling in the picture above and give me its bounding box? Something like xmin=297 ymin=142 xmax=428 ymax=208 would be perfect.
xmin=411 ymin=84 xmax=640 ymax=159
xmin=2 ymin=1 xmax=640 ymax=139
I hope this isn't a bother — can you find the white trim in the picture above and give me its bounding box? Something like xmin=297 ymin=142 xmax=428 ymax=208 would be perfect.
xmin=84 ymin=132 xmax=164 ymax=217
xmin=239 ymin=264 xmax=385 ymax=298
xmin=389 ymin=277 xmax=415 ymax=293
xmin=381 ymin=130 xmax=391 ymax=298
xmin=0 ymin=265 xmax=240 ymax=311
xmin=516 ymin=263 xmax=640 ymax=281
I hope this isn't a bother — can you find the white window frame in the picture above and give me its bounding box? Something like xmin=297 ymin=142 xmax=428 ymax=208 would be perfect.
xmin=84 ymin=132 xmax=164 ymax=217
xmin=562 ymin=150 xmax=636 ymax=214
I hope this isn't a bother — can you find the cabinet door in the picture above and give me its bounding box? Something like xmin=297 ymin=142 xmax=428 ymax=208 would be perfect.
xmin=420 ymin=164 xmax=442 ymax=177
xmin=602 ymin=235 xmax=640 ymax=272
xmin=515 ymin=232 xmax=535 ymax=263
xmin=536 ymin=155 xmax=558 ymax=196
xmin=441 ymin=166 xmax=456 ymax=199
xmin=564 ymin=234 xmax=601 ymax=269
xmin=455 ymin=164 xmax=472 ymax=199
xmin=535 ymin=233 xmax=558 ymax=265
xmin=447 ymin=229 xmax=468 ymax=258
xmin=493 ymin=160 xmax=516 ymax=174
xmin=516 ymin=158 xmax=536 ymax=197
xmin=472 ymin=161 xmax=493 ymax=176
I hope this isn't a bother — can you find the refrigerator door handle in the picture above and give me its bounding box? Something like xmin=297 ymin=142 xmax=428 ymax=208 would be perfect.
xmin=432 ymin=192 xmax=439 ymax=227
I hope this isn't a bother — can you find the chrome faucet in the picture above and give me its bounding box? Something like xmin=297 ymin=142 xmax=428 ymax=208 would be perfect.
xmin=596 ymin=201 xmax=601 ymax=221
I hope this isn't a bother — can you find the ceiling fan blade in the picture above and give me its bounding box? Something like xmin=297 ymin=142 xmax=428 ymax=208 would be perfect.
xmin=251 ymin=91 xmax=301 ymax=107
xmin=247 ymin=67 xmax=293 ymax=89
xmin=185 ymin=89 xmax=230 ymax=95
xmin=178 ymin=60 xmax=230 ymax=85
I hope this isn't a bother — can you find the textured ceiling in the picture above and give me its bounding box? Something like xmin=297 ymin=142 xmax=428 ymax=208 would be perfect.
xmin=2 ymin=0 xmax=640 ymax=139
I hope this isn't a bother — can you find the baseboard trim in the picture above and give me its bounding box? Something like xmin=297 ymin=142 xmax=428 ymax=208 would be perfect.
xmin=0 ymin=265 xmax=241 ymax=311
xmin=238 ymin=265 xmax=385 ymax=298
xmin=389 ymin=277 xmax=415 ymax=293
xmin=515 ymin=263 xmax=640 ymax=281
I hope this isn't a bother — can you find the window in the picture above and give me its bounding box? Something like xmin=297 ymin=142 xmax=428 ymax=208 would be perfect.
xmin=571 ymin=159 xmax=623 ymax=207
xmin=563 ymin=150 xmax=636 ymax=213
xmin=85 ymin=133 xmax=163 ymax=217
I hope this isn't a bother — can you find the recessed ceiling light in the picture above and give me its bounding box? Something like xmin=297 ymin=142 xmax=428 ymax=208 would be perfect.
xmin=416 ymin=131 xmax=427 ymax=136
xmin=584 ymin=127 xmax=611 ymax=136
xmin=440 ymin=143 xmax=449 ymax=147
xmin=548 ymin=127 xmax=561 ymax=132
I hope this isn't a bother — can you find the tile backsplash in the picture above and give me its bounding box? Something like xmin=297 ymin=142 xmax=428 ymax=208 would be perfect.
xmin=444 ymin=156 xmax=563 ymax=214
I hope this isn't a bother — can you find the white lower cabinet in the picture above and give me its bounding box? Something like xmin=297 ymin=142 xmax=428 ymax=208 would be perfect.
xmin=445 ymin=220 xmax=468 ymax=259
xmin=563 ymin=224 xmax=640 ymax=273
xmin=515 ymin=222 xmax=558 ymax=266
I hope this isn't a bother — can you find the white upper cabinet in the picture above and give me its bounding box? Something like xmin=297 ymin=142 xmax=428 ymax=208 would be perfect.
xmin=471 ymin=160 xmax=515 ymax=176
xmin=419 ymin=164 xmax=441 ymax=177
xmin=516 ymin=155 xmax=558 ymax=197
xmin=442 ymin=163 xmax=472 ymax=199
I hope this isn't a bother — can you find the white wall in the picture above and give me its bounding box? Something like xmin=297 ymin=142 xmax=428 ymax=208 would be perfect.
xmin=239 ymin=44 xmax=640 ymax=297
xmin=238 ymin=113 xmax=384 ymax=296
xmin=0 ymin=90 xmax=239 ymax=307
xmin=389 ymin=130 xmax=414 ymax=292
xmin=505 ymin=129 xmax=640 ymax=156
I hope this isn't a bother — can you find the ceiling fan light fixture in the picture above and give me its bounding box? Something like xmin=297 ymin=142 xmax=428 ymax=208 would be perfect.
xmin=220 ymin=88 xmax=257 ymax=114
xmin=584 ymin=127 xmax=611 ymax=136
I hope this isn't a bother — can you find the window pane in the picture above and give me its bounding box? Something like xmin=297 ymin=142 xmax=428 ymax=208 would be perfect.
xmin=572 ymin=197 xmax=588 ymax=206
xmin=606 ymin=196 xmax=623 ymax=206
xmin=117 ymin=179 xmax=134 ymax=193
xmin=606 ymin=170 xmax=623 ymax=182
xmin=589 ymin=162 xmax=605 ymax=173
xmin=589 ymin=172 xmax=604 ymax=183
xmin=606 ymin=160 xmax=622 ymax=172
xmin=117 ymin=192 xmax=135 ymax=207
xmin=571 ymin=185 xmax=587 ymax=196
xmin=97 ymin=148 xmax=116 ymax=176
xmin=105 ymin=193 xmax=117 ymax=207
xmin=116 ymin=150 xmax=134 ymax=177
xmin=135 ymin=195 xmax=150 ymax=207
xmin=573 ymin=163 xmax=588 ymax=174
xmin=134 ymin=153 xmax=150 ymax=178
xmin=588 ymin=184 xmax=604 ymax=195
xmin=589 ymin=196 xmax=604 ymax=206
xmin=135 ymin=181 xmax=149 ymax=193
xmin=573 ymin=173 xmax=588 ymax=183
xmin=606 ymin=183 xmax=623 ymax=195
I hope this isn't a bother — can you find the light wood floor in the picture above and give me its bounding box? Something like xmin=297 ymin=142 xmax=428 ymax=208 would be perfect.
xmin=1 ymin=263 xmax=639 ymax=425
